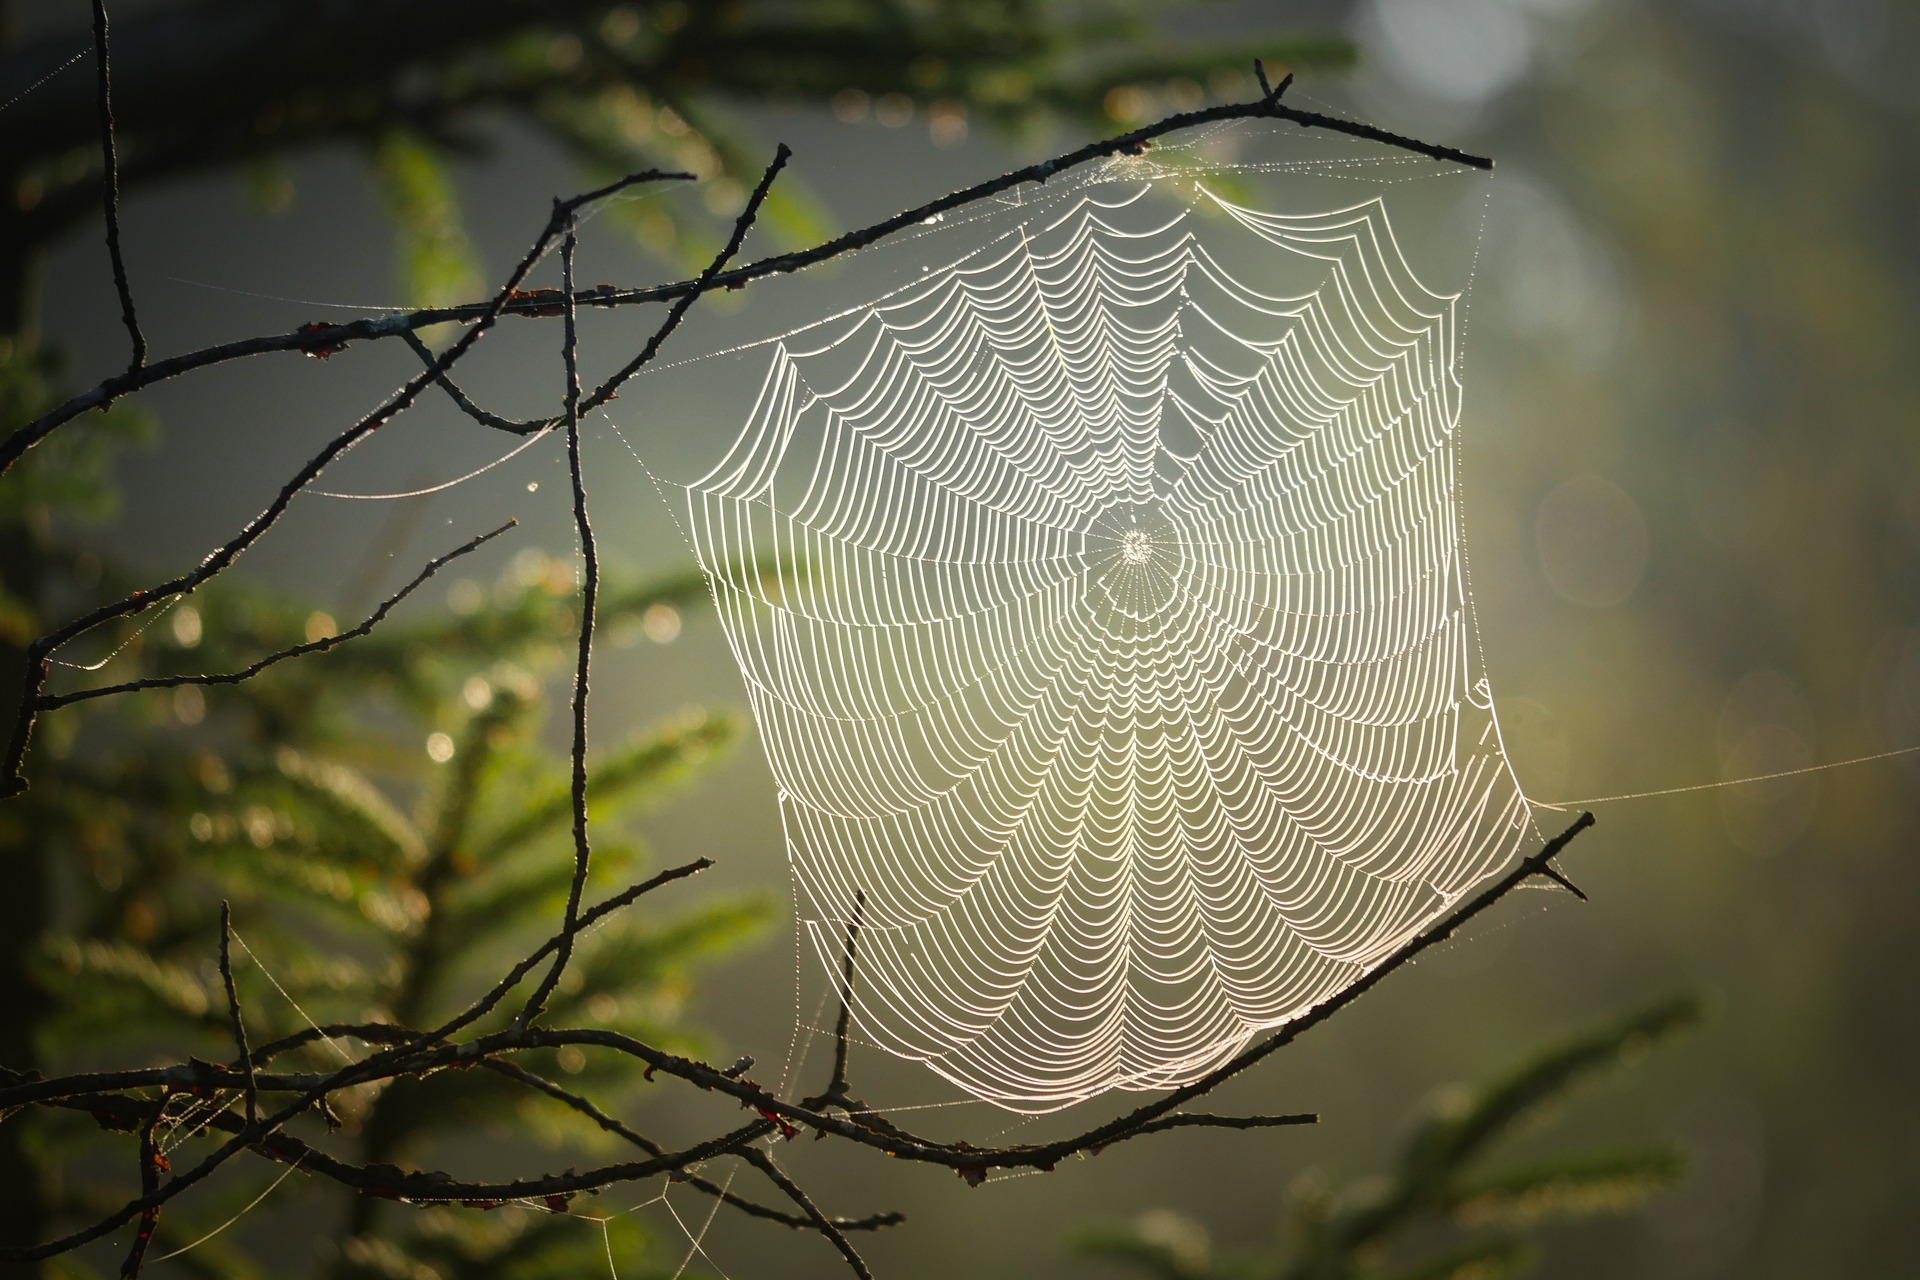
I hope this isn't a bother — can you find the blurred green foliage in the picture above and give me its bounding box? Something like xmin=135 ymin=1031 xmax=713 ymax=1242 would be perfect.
xmin=1073 ymin=998 xmax=1698 ymax=1280
xmin=0 ymin=354 xmax=774 ymax=1276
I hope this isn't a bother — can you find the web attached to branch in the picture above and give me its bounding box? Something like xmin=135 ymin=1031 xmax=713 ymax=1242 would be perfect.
xmin=659 ymin=135 xmax=1536 ymax=1111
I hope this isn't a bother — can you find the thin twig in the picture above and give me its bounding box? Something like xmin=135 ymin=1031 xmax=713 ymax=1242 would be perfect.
xmin=0 ymin=1062 xmax=345 ymax=1109
xmin=33 ymin=521 xmax=515 ymax=711
xmin=580 ymin=143 xmax=791 ymax=416
xmin=803 ymin=890 xmax=870 ymax=1117
xmin=477 ymin=1059 xmax=902 ymax=1233
xmin=218 ymin=903 xmax=256 ymax=1126
xmin=1253 ymin=58 xmax=1295 ymax=104
xmin=520 ymin=146 xmax=788 ymax=1023
xmin=427 ymin=856 xmax=712 ymax=1047
xmin=117 ymin=1099 xmax=164 ymax=1278
xmin=827 ymin=891 xmax=864 ymax=1100
xmin=740 ymin=1148 xmax=873 ymax=1280
xmin=400 ymin=331 xmax=548 ymax=435
xmin=90 ymin=0 xmax=144 ymax=372
xmin=1121 ymin=1112 xmax=1318 ymax=1138
xmin=518 ymin=218 xmax=595 ymax=1028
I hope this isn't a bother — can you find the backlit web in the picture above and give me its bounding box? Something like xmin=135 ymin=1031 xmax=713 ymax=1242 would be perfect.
xmin=664 ymin=133 xmax=1537 ymax=1111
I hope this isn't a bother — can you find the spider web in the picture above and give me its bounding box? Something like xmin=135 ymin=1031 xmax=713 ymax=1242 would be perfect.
xmin=649 ymin=129 xmax=1538 ymax=1111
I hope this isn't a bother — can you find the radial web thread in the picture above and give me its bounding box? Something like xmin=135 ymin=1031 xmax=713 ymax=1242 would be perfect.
xmin=675 ymin=158 xmax=1537 ymax=1110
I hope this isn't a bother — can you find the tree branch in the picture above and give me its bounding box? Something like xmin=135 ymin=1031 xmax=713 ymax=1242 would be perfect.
xmin=740 ymin=1147 xmax=873 ymax=1280
xmin=0 ymin=88 xmax=1483 ymax=479
xmin=400 ymin=330 xmax=547 ymax=435
xmin=520 ymin=145 xmax=787 ymax=1024
xmin=217 ymin=901 xmax=255 ymax=1126
xmin=117 ymin=1098 xmax=164 ymax=1278
xmin=517 ymin=217 xmax=596 ymax=1028
xmin=31 ymin=519 xmax=515 ymax=712
xmin=1120 ymin=1112 xmax=1318 ymax=1138
xmin=90 ymin=0 xmax=144 ymax=372
xmin=579 ymin=142 xmax=790 ymax=417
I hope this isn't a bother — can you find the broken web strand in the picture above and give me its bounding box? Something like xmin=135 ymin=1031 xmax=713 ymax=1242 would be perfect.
xmin=614 ymin=127 xmax=1530 ymax=1112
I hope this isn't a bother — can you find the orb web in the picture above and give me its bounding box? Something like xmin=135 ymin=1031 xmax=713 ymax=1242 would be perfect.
xmin=672 ymin=141 xmax=1537 ymax=1110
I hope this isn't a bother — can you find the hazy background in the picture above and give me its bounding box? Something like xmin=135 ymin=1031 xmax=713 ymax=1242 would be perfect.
xmin=20 ymin=0 xmax=1920 ymax=1275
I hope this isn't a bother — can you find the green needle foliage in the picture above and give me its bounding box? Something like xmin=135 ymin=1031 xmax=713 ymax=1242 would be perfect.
xmin=1073 ymin=997 xmax=1700 ymax=1280
xmin=2 ymin=398 xmax=771 ymax=1278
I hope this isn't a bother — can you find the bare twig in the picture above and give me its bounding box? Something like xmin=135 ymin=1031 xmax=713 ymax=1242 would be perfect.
xmin=429 ymin=856 xmax=713 ymax=1047
xmin=740 ymin=1147 xmax=873 ymax=1280
xmin=117 ymin=1099 xmax=164 ymax=1278
xmin=517 ymin=218 xmax=596 ymax=1028
xmin=580 ymin=143 xmax=791 ymax=416
xmin=802 ymin=889 xmax=883 ymax=1127
xmin=1535 ymin=860 xmax=1589 ymax=901
xmin=32 ymin=520 xmax=515 ymax=712
xmin=1253 ymin=57 xmax=1296 ymax=104
xmin=1121 ymin=1112 xmax=1318 ymax=1138
xmin=90 ymin=0 xmax=144 ymax=372
xmin=400 ymin=331 xmax=547 ymax=435
xmin=520 ymin=145 xmax=788 ymax=1024
xmin=218 ymin=902 xmax=256 ymax=1126
xmin=825 ymin=891 xmax=864 ymax=1102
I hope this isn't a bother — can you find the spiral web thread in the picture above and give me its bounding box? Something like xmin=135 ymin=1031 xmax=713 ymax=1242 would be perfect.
xmin=676 ymin=156 xmax=1536 ymax=1111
